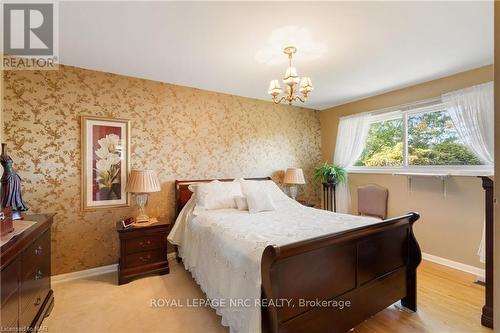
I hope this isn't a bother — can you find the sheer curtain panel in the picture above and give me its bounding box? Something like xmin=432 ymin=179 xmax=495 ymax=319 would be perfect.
xmin=333 ymin=114 xmax=371 ymax=213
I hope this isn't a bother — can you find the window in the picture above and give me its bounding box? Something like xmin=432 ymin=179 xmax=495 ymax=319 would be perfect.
xmin=355 ymin=116 xmax=403 ymax=167
xmin=407 ymin=110 xmax=481 ymax=166
xmin=354 ymin=103 xmax=484 ymax=171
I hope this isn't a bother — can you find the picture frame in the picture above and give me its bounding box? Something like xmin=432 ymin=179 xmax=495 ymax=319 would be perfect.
xmin=81 ymin=115 xmax=131 ymax=211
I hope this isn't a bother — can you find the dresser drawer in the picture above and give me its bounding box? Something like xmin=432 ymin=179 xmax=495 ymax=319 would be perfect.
xmin=124 ymin=250 xmax=166 ymax=268
xmin=21 ymin=230 xmax=50 ymax=281
xmin=19 ymin=288 xmax=47 ymax=330
xmin=1 ymin=259 xmax=19 ymax=331
xmin=125 ymin=235 xmax=164 ymax=254
xmin=19 ymin=268 xmax=50 ymax=329
xmin=20 ymin=231 xmax=50 ymax=317
xmin=1 ymin=258 xmax=19 ymax=305
xmin=1 ymin=293 xmax=19 ymax=332
xmin=0 ymin=215 xmax=54 ymax=331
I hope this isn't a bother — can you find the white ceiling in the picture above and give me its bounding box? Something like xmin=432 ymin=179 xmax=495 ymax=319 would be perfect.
xmin=58 ymin=1 xmax=493 ymax=110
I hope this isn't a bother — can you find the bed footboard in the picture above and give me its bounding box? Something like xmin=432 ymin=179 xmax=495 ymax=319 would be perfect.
xmin=261 ymin=212 xmax=421 ymax=333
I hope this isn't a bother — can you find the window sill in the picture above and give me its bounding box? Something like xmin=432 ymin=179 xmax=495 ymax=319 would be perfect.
xmin=346 ymin=166 xmax=493 ymax=177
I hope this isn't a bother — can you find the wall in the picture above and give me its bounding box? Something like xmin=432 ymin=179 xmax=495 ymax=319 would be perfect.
xmin=2 ymin=65 xmax=321 ymax=274
xmin=320 ymin=65 xmax=493 ymax=269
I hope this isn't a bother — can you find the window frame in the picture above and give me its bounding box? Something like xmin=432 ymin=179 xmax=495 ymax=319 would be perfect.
xmin=349 ymin=102 xmax=493 ymax=176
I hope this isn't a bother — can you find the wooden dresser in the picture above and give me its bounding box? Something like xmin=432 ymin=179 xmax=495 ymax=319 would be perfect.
xmin=0 ymin=214 xmax=55 ymax=332
xmin=117 ymin=217 xmax=171 ymax=285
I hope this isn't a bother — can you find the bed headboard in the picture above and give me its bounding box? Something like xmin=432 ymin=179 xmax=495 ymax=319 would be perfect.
xmin=174 ymin=177 xmax=271 ymax=218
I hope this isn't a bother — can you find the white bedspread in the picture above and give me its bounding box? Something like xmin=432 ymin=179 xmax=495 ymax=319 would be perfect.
xmin=168 ymin=184 xmax=381 ymax=333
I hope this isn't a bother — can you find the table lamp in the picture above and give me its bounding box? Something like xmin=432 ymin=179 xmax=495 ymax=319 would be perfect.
xmin=283 ymin=168 xmax=305 ymax=200
xmin=125 ymin=169 xmax=161 ymax=223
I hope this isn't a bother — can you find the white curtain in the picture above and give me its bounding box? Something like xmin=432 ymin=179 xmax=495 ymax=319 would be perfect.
xmin=333 ymin=114 xmax=371 ymax=213
xmin=442 ymin=81 xmax=494 ymax=263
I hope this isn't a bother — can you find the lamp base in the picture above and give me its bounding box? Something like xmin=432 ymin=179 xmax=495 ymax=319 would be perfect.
xmin=134 ymin=193 xmax=150 ymax=223
xmin=289 ymin=185 xmax=298 ymax=200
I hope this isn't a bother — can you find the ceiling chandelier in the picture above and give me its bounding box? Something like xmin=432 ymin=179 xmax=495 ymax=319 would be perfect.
xmin=268 ymin=46 xmax=313 ymax=105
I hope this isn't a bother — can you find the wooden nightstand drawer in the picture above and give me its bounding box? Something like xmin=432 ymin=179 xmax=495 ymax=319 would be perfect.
xmin=124 ymin=250 xmax=166 ymax=268
xmin=125 ymin=235 xmax=163 ymax=254
xmin=117 ymin=217 xmax=171 ymax=284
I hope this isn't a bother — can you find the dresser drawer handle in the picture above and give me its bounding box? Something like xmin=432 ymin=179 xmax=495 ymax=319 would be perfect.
xmin=139 ymin=240 xmax=152 ymax=247
xmin=34 ymin=270 xmax=43 ymax=280
xmin=139 ymin=254 xmax=151 ymax=262
xmin=34 ymin=296 xmax=42 ymax=306
xmin=34 ymin=245 xmax=43 ymax=255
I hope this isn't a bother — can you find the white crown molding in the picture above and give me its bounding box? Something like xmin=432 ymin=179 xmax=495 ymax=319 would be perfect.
xmin=52 ymin=253 xmax=177 ymax=284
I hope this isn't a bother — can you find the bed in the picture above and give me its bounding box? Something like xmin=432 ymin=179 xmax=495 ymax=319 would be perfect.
xmin=168 ymin=177 xmax=421 ymax=333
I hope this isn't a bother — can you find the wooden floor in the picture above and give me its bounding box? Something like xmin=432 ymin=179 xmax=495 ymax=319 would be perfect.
xmin=45 ymin=259 xmax=491 ymax=333
xmin=356 ymin=260 xmax=491 ymax=333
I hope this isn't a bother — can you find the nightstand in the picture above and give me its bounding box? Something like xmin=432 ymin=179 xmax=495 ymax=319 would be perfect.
xmin=116 ymin=217 xmax=171 ymax=285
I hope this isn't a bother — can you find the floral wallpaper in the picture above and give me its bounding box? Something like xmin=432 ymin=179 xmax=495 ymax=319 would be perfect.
xmin=2 ymin=65 xmax=321 ymax=274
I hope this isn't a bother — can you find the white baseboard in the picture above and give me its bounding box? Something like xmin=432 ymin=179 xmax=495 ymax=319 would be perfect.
xmin=52 ymin=253 xmax=177 ymax=284
xmin=422 ymin=252 xmax=485 ymax=279
xmin=52 ymin=263 xmax=118 ymax=284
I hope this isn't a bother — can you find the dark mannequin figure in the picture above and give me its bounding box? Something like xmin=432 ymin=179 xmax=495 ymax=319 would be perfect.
xmin=0 ymin=143 xmax=28 ymax=219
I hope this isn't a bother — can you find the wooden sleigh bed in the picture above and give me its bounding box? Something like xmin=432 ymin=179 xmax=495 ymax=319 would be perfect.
xmin=174 ymin=177 xmax=421 ymax=333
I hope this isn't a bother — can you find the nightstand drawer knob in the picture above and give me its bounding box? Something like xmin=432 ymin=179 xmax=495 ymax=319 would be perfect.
xmin=34 ymin=270 xmax=43 ymax=280
xmin=139 ymin=240 xmax=152 ymax=247
xmin=34 ymin=245 xmax=43 ymax=255
xmin=139 ymin=254 xmax=151 ymax=262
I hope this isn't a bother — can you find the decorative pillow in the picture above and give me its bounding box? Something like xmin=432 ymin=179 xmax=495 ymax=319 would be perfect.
xmin=237 ymin=179 xmax=288 ymax=202
xmin=195 ymin=180 xmax=243 ymax=210
xmin=234 ymin=196 xmax=248 ymax=210
xmin=246 ymin=191 xmax=275 ymax=214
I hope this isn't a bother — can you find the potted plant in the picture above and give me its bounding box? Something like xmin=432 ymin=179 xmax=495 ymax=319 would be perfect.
xmin=313 ymin=163 xmax=347 ymax=185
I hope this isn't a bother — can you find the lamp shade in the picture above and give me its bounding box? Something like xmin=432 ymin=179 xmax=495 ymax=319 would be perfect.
xmin=125 ymin=169 xmax=161 ymax=193
xmin=283 ymin=168 xmax=306 ymax=185
xmin=268 ymin=80 xmax=283 ymax=96
xmin=283 ymin=67 xmax=300 ymax=85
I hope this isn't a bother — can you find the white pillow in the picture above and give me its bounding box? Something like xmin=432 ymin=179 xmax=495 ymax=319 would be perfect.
xmin=246 ymin=191 xmax=275 ymax=214
xmin=237 ymin=179 xmax=289 ymax=201
xmin=234 ymin=196 xmax=248 ymax=210
xmin=195 ymin=180 xmax=243 ymax=210
xmin=188 ymin=183 xmax=199 ymax=193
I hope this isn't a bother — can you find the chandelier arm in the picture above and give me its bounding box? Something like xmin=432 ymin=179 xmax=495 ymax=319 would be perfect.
xmin=294 ymin=95 xmax=306 ymax=103
xmin=273 ymin=96 xmax=286 ymax=104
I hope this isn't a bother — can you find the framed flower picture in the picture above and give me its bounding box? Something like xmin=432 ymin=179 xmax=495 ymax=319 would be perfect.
xmin=81 ymin=116 xmax=131 ymax=210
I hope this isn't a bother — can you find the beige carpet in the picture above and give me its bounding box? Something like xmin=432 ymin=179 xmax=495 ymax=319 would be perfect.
xmin=44 ymin=259 xmax=489 ymax=333
xmin=45 ymin=259 xmax=228 ymax=333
